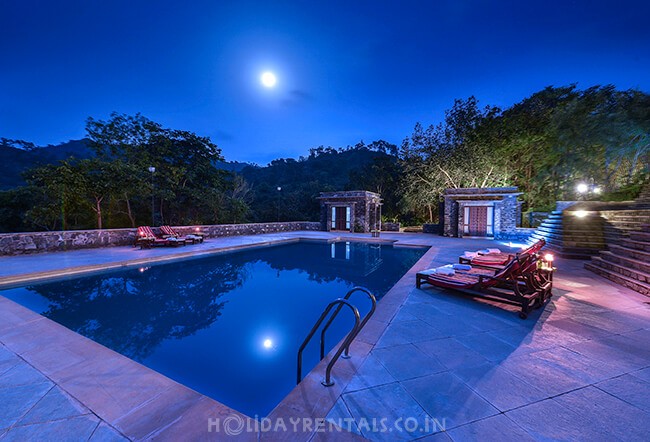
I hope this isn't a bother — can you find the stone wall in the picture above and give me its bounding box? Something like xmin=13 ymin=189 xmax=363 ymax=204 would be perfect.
xmin=494 ymin=228 xmax=535 ymax=242
xmin=381 ymin=222 xmax=400 ymax=232
xmin=422 ymin=223 xmax=441 ymax=234
xmin=0 ymin=222 xmax=321 ymax=256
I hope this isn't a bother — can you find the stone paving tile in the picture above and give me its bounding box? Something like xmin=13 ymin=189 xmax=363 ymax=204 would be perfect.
xmin=17 ymin=386 xmax=90 ymax=426
xmin=401 ymin=372 xmax=499 ymax=431
xmin=506 ymin=397 xmax=610 ymax=442
xmin=0 ymin=381 xmax=53 ymax=430
xmin=415 ymin=431 xmax=452 ymax=441
xmin=596 ymin=374 xmax=650 ymax=413
xmin=342 ymin=382 xmax=434 ymax=441
xmin=568 ymin=310 xmax=649 ymax=334
xmin=1 ymin=414 xmax=100 ymax=442
xmin=630 ymin=367 xmax=650 ymax=383
xmin=495 ymin=353 xmax=588 ymax=398
xmin=154 ymin=396 xmax=257 ymax=441
xmin=446 ymin=413 xmax=536 ymax=442
xmin=491 ymin=320 xmax=586 ymax=351
xmin=451 ymin=361 xmax=548 ymax=412
xmin=563 ymin=333 xmax=650 ymax=373
xmin=325 ymin=399 xmax=362 ymax=436
xmin=544 ymin=317 xmax=614 ymax=341
xmin=89 ymin=422 xmax=129 ymax=442
xmin=452 ymin=332 xmax=517 ymax=363
xmin=375 ymin=320 xmax=446 ymax=348
xmin=553 ymin=386 xmax=650 ymax=441
xmin=522 ymin=346 xmax=625 ymax=385
xmin=343 ymin=354 xmax=396 ymax=393
xmin=0 ymin=346 xmax=20 ymax=377
xmin=0 ymin=361 xmax=49 ymax=389
xmin=371 ymin=344 xmax=446 ymax=382
xmin=112 ymin=384 xmax=203 ymax=440
xmin=413 ymin=338 xmax=489 ymax=371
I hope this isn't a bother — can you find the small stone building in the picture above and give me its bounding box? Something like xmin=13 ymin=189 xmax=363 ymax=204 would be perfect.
xmin=443 ymin=187 xmax=522 ymax=238
xmin=318 ymin=191 xmax=382 ymax=233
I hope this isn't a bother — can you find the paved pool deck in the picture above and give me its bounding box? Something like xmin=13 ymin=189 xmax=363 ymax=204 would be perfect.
xmin=0 ymin=231 xmax=649 ymax=441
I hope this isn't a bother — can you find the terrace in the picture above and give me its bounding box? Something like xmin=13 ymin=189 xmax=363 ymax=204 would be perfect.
xmin=0 ymin=230 xmax=649 ymax=441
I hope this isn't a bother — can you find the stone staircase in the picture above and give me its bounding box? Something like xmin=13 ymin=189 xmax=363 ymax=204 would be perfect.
xmin=585 ymin=223 xmax=650 ymax=296
xmin=584 ymin=181 xmax=650 ymax=296
xmin=529 ymin=209 xmax=607 ymax=259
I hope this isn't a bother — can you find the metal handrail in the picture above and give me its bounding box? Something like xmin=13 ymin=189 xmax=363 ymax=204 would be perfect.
xmin=320 ymin=287 xmax=376 ymax=360
xmin=296 ymin=298 xmax=360 ymax=386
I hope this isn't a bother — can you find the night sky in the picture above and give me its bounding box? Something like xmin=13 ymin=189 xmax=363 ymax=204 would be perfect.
xmin=2 ymin=0 xmax=649 ymax=164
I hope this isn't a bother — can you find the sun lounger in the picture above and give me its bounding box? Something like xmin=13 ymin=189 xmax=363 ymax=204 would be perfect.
xmin=160 ymin=225 xmax=204 ymax=244
xmin=417 ymin=253 xmax=552 ymax=319
xmin=459 ymin=239 xmax=546 ymax=268
xmin=135 ymin=226 xmax=184 ymax=249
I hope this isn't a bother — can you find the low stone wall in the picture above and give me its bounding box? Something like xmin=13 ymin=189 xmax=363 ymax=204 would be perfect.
xmin=494 ymin=228 xmax=535 ymax=242
xmin=0 ymin=222 xmax=321 ymax=256
xmin=381 ymin=222 xmax=400 ymax=232
xmin=422 ymin=223 xmax=442 ymax=234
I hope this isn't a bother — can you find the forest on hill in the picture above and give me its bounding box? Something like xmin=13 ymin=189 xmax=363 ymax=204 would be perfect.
xmin=0 ymin=84 xmax=647 ymax=233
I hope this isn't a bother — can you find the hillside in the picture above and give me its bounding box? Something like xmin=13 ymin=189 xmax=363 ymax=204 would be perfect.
xmin=241 ymin=147 xmax=397 ymax=222
xmin=0 ymin=138 xmax=252 ymax=189
xmin=0 ymin=139 xmax=95 ymax=189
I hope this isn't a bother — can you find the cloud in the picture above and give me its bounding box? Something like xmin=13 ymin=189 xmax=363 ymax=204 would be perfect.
xmin=212 ymin=130 xmax=234 ymax=142
xmin=281 ymin=89 xmax=314 ymax=107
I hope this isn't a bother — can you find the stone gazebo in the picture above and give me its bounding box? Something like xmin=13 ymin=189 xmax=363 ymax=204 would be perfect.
xmin=443 ymin=187 xmax=522 ymax=238
xmin=318 ymin=191 xmax=382 ymax=233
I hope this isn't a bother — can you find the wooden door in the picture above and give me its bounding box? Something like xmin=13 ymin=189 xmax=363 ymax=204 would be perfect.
xmin=334 ymin=207 xmax=347 ymax=230
xmin=468 ymin=206 xmax=488 ymax=236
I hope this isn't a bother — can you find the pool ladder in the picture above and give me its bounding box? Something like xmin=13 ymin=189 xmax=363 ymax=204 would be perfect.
xmin=297 ymin=287 xmax=377 ymax=387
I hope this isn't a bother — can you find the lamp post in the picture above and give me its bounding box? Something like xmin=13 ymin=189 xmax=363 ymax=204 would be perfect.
xmin=148 ymin=166 xmax=156 ymax=226
xmin=276 ymin=186 xmax=282 ymax=222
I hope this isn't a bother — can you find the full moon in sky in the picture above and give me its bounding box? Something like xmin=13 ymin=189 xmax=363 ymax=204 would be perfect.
xmin=261 ymin=71 xmax=277 ymax=88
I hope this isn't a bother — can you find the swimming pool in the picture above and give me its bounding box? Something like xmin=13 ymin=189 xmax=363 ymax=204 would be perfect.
xmin=1 ymin=240 xmax=426 ymax=417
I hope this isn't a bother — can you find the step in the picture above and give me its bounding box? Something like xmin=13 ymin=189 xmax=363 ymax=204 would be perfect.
xmin=611 ymin=244 xmax=650 ymax=261
xmin=618 ymin=239 xmax=650 ymax=253
xmin=600 ymin=251 xmax=650 ymax=274
xmin=558 ymin=248 xmax=602 ymax=260
xmin=629 ymin=231 xmax=650 ymax=242
xmin=605 ymin=220 xmax=648 ymax=229
xmin=589 ymin=256 xmax=650 ymax=284
xmin=585 ymin=262 xmax=650 ymax=296
xmin=601 ymin=210 xmax=650 ymax=217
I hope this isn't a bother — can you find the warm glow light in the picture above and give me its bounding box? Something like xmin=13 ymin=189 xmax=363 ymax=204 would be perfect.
xmin=576 ymin=183 xmax=589 ymax=193
xmin=574 ymin=210 xmax=588 ymax=218
xmin=545 ymin=253 xmax=554 ymax=262
xmin=261 ymin=71 xmax=277 ymax=88
xmin=263 ymin=338 xmax=273 ymax=349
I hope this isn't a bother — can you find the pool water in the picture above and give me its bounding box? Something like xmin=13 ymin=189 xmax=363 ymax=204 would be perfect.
xmin=1 ymin=241 xmax=426 ymax=417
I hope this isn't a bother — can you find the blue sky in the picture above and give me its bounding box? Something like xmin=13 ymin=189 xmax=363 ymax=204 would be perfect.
xmin=1 ymin=0 xmax=649 ymax=164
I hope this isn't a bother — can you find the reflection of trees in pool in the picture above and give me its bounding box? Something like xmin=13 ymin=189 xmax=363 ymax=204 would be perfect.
xmin=245 ymin=243 xmax=424 ymax=298
xmin=27 ymin=260 xmax=248 ymax=361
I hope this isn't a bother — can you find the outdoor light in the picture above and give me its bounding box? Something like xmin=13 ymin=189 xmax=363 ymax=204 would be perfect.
xmin=545 ymin=253 xmax=554 ymax=262
xmin=263 ymin=338 xmax=273 ymax=349
xmin=576 ymin=183 xmax=588 ymax=193
xmin=574 ymin=210 xmax=588 ymax=218
xmin=593 ymin=186 xmax=602 ymax=194
xmin=148 ymin=166 xmax=156 ymax=226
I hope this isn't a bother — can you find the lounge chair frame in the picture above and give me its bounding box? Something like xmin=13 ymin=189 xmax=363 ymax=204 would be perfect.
xmin=417 ymin=254 xmax=553 ymax=319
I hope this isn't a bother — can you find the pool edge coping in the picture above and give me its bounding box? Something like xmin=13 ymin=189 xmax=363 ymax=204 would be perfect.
xmin=0 ymin=233 xmax=434 ymax=440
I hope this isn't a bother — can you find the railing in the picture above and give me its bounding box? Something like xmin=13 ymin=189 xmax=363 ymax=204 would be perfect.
xmin=320 ymin=287 xmax=377 ymax=360
xmin=296 ymin=286 xmax=377 ymax=387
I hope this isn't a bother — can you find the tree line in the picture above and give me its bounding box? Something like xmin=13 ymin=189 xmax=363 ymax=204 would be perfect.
xmin=0 ymin=84 xmax=647 ymax=232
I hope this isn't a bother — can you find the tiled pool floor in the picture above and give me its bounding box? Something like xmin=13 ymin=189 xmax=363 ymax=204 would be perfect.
xmin=1 ymin=231 xmax=649 ymax=441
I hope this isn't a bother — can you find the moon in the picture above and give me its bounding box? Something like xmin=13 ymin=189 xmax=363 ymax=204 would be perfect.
xmin=261 ymin=71 xmax=277 ymax=88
